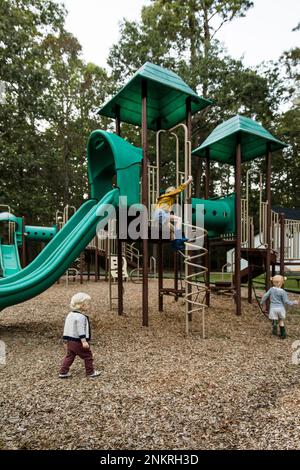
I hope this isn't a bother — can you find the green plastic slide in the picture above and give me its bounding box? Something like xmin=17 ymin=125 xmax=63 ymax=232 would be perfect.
xmin=0 ymin=189 xmax=118 ymax=310
xmin=0 ymin=198 xmax=97 ymax=286
xmin=0 ymin=237 xmax=21 ymax=277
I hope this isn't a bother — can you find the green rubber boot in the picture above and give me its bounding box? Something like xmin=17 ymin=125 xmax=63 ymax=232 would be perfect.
xmin=272 ymin=320 xmax=278 ymax=336
xmin=280 ymin=326 xmax=286 ymax=339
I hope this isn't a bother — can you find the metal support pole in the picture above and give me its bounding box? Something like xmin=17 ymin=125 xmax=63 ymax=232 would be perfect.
xmin=21 ymin=216 xmax=26 ymax=268
xmin=204 ymin=148 xmax=210 ymax=307
xmin=88 ymin=256 xmax=91 ymax=281
xmin=158 ymin=236 xmax=163 ymax=311
xmin=280 ymin=212 xmax=285 ymax=276
xmin=80 ymin=252 xmax=84 ymax=284
xmin=174 ymin=251 xmax=178 ymax=301
xmin=265 ymin=144 xmax=272 ymax=291
xmin=272 ymin=263 xmax=276 ymax=277
xmin=105 ymin=238 xmax=108 ymax=282
xmin=186 ymin=97 xmax=192 ymax=323
xmin=142 ymin=79 xmax=149 ymax=327
xmin=235 ymin=133 xmax=242 ymax=315
xmin=117 ymin=220 xmax=123 ymax=316
xmin=115 ymin=104 xmax=121 ymax=136
xmin=156 ymin=119 xmax=164 ymax=312
xmin=95 ymin=237 xmax=98 ymax=282
xmin=248 ymin=265 xmax=252 ymax=304
xmin=116 ymin=104 xmax=124 ymax=316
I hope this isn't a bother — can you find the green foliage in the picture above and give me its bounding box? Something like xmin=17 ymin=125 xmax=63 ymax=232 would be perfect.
xmin=0 ymin=0 xmax=112 ymax=223
xmin=107 ymin=0 xmax=283 ymax=196
xmin=0 ymin=0 xmax=299 ymax=231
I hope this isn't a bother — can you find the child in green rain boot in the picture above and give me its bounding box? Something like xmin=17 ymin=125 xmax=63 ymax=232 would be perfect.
xmin=261 ymin=275 xmax=298 ymax=339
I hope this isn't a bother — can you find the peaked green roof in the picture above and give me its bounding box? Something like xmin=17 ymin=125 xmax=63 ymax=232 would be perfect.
xmin=97 ymin=62 xmax=212 ymax=131
xmin=192 ymin=115 xmax=287 ymax=164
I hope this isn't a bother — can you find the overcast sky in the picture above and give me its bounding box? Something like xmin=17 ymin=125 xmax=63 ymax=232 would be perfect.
xmin=60 ymin=0 xmax=300 ymax=68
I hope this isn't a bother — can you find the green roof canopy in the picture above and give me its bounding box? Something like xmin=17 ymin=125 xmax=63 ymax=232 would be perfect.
xmin=192 ymin=115 xmax=287 ymax=164
xmin=98 ymin=62 xmax=212 ymax=131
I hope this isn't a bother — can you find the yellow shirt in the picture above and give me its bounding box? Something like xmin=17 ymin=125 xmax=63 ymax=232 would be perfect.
xmin=155 ymin=183 xmax=187 ymax=212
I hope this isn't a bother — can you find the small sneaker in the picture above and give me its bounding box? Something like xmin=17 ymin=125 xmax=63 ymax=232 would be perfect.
xmin=172 ymin=239 xmax=187 ymax=251
xmin=87 ymin=370 xmax=102 ymax=378
xmin=59 ymin=372 xmax=71 ymax=379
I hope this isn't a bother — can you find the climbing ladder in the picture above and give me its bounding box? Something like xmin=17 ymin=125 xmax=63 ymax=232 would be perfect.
xmin=154 ymin=123 xmax=209 ymax=336
xmin=180 ymin=223 xmax=208 ymax=337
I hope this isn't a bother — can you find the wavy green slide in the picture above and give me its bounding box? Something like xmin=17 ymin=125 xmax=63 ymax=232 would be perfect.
xmin=0 ymin=129 xmax=142 ymax=312
xmin=0 ymin=189 xmax=118 ymax=310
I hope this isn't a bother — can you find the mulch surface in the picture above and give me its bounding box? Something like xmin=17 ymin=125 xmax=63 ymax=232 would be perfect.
xmin=0 ymin=280 xmax=300 ymax=450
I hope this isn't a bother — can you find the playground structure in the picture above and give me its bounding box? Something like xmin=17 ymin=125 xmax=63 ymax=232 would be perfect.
xmin=1 ymin=62 xmax=299 ymax=335
xmin=0 ymin=205 xmax=57 ymax=278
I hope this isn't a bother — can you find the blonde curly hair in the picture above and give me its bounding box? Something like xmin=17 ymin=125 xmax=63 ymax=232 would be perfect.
xmin=271 ymin=275 xmax=287 ymax=288
xmin=70 ymin=292 xmax=91 ymax=311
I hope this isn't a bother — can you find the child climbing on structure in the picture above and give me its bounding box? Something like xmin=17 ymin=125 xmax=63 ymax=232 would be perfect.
xmin=260 ymin=275 xmax=298 ymax=339
xmin=153 ymin=176 xmax=193 ymax=250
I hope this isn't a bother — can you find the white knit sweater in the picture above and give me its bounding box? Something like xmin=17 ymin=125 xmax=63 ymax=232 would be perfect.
xmin=62 ymin=310 xmax=91 ymax=342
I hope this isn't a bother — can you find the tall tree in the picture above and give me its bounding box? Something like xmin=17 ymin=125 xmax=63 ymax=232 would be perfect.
xmin=107 ymin=0 xmax=284 ymax=197
xmin=0 ymin=0 xmax=65 ymax=221
xmin=0 ymin=1 xmax=112 ymax=223
xmin=270 ymin=38 xmax=300 ymax=208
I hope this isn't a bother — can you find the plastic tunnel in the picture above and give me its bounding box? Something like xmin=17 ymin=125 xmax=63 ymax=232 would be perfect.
xmin=87 ymin=130 xmax=142 ymax=207
xmin=192 ymin=194 xmax=236 ymax=238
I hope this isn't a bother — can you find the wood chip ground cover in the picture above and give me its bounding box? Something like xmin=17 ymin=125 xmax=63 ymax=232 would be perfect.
xmin=0 ymin=280 xmax=300 ymax=450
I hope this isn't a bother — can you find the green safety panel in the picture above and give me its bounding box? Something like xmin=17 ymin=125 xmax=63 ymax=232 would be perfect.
xmin=25 ymin=225 xmax=57 ymax=242
xmin=87 ymin=130 xmax=143 ymax=207
xmin=98 ymin=62 xmax=211 ymax=131
xmin=192 ymin=115 xmax=287 ymax=164
xmin=192 ymin=194 xmax=236 ymax=238
xmin=0 ymin=238 xmax=21 ymax=278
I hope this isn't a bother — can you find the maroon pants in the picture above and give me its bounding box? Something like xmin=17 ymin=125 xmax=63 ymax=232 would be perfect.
xmin=60 ymin=340 xmax=94 ymax=376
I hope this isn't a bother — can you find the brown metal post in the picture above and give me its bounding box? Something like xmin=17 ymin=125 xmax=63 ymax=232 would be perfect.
xmin=142 ymin=79 xmax=149 ymax=327
xmin=116 ymin=104 xmax=124 ymax=315
xmin=87 ymin=251 xmax=90 ymax=281
xmin=174 ymin=252 xmax=178 ymax=301
xmin=157 ymin=121 xmax=164 ymax=312
xmin=280 ymin=212 xmax=285 ymax=276
xmin=105 ymin=238 xmax=108 ymax=282
xmin=21 ymin=216 xmax=26 ymax=268
xmin=247 ymin=214 xmax=252 ymax=303
xmin=95 ymin=237 xmax=98 ymax=282
xmin=204 ymin=148 xmax=210 ymax=307
xmin=80 ymin=252 xmax=83 ymax=284
xmin=265 ymin=144 xmax=272 ymax=291
xmin=158 ymin=237 xmax=163 ymax=311
xmin=115 ymin=104 xmax=121 ymax=136
xmin=248 ymin=265 xmax=252 ymax=304
xmin=272 ymin=263 xmax=276 ymax=277
xmin=186 ymin=97 xmax=192 ymax=321
xmin=204 ymin=149 xmax=210 ymax=199
xmin=235 ymin=133 xmax=242 ymax=315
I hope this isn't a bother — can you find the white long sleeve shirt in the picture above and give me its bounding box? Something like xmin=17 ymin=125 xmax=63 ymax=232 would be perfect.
xmin=62 ymin=310 xmax=91 ymax=342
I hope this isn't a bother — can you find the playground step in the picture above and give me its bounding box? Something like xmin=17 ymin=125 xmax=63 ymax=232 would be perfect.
xmin=238 ymin=248 xmax=277 ymax=283
xmin=241 ymin=248 xmax=277 ymax=263
xmin=214 ymin=281 xmax=233 ymax=288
